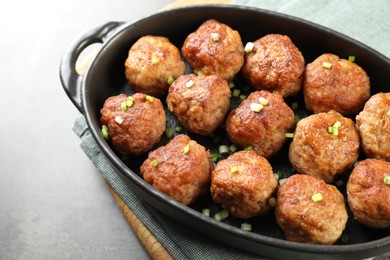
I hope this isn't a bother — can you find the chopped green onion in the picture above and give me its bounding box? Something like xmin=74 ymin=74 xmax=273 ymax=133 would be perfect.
xmin=211 ymin=32 xmax=219 ymax=41
xmin=333 ymin=121 xmax=342 ymax=129
xmin=212 ymin=153 xmax=222 ymax=162
xmin=214 ymin=210 xmax=229 ymax=221
xmin=231 ymin=166 xmax=239 ymax=173
xmin=386 ymin=110 xmax=390 ymax=117
xmin=183 ymin=144 xmax=190 ymax=154
xmin=272 ymin=90 xmax=279 ymax=94
xmin=259 ymin=97 xmax=269 ymax=106
xmin=126 ymin=96 xmax=134 ymax=107
xmin=241 ymin=223 xmax=252 ymax=231
xmin=219 ymin=145 xmax=230 ymax=154
xmin=202 ymin=209 xmax=210 ymax=217
xmin=244 ymin=42 xmax=254 ymax=53
xmin=275 ymin=171 xmax=283 ymax=179
xmin=114 ymin=116 xmax=123 ymax=124
xmin=333 ymin=127 xmax=339 ymax=136
xmin=268 ymin=197 xmax=276 ymax=207
xmin=341 ymin=234 xmax=349 ymax=244
xmin=165 ymin=128 xmax=174 ymax=138
xmin=175 ymin=126 xmax=182 ymax=133
xmin=245 ymin=146 xmax=253 ymax=151
xmin=327 ymin=126 xmax=334 ymax=133
xmin=121 ymin=101 xmax=128 ymax=111
xmin=151 ymin=57 xmax=158 ymax=65
xmin=127 ymin=96 xmax=134 ymax=102
xmin=151 ymin=159 xmax=158 ymax=167
xmin=146 ymin=95 xmax=154 ymax=102
xmin=250 ymin=103 xmax=263 ymax=112
xmin=232 ymin=89 xmax=241 ymax=97
xmin=311 ymin=193 xmax=323 ymax=202
xmin=185 ymin=79 xmax=194 ymax=88
xmin=285 ymin=133 xmax=294 ymax=138
xmin=239 ymin=95 xmax=246 ymax=101
xmin=279 ymin=178 xmax=287 ymax=186
xmin=229 ymin=82 xmax=235 ymax=88
xmin=322 ymin=62 xmax=332 ymax=69
xmin=348 ymin=55 xmax=355 ymax=62
xmin=196 ymin=70 xmax=204 ymax=76
xmin=167 ymin=76 xmax=174 ymax=85
xmin=229 ymin=144 xmax=238 ymax=153
xmin=294 ymin=115 xmax=300 ymax=123
xmin=384 ymin=176 xmax=390 ymax=185
xmin=101 ymin=125 xmax=109 ymax=140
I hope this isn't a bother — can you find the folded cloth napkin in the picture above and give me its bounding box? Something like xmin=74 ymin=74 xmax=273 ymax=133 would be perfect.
xmin=73 ymin=1 xmax=390 ymax=259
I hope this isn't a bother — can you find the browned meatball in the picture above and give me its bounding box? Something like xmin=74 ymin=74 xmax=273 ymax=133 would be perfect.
xmin=356 ymin=93 xmax=390 ymax=161
xmin=304 ymin=53 xmax=370 ymax=115
xmin=289 ymin=110 xmax=360 ymax=183
xmin=140 ymin=134 xmax=213 ymax=205
xmin=275 ymin=174 xmax=348 ymax=244
xmin=182 ymin=19 xmax=244 ymax=81
xmin=166 ymin=74 xmax=231 ymax=135
xmin=226 ymin=90 xmax=295 ymax=158
xmin=211 ymin=150 xmax=278 ymax=219
xmin=124 ymin=35 xmax=185 ymax=97
xmin=242 ymin=34 xmax=305 ymax=97
xmin=100 ymin=93 xmax=166 ymax=155
xmin=347 ymin=159 xmax=390 ymax=229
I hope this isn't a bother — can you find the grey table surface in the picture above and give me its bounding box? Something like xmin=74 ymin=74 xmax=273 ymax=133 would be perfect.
xmin=0 ymin=0 xmax=174 ymax=259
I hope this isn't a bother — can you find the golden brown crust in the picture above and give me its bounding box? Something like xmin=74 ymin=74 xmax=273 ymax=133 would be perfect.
xmin=289 ymin=110 xmax=360 ymax=183
xmin=182 ymin=19 xmax=244 ymax=81
xmin=275 ymin=174 xmax=348 ymax=244
xmin=211 ymin=150 xmax=278 ymax=218
xmin=100 ymin=93 xmax=166 ymax=155
xmin=356 ymin=92 xmax=390 ymax=161
xmin=125 ymin=36 xmax=185 ymax=97
xmin=226 ymin=90 xmax=295 ymax=158
xmin=347 ymin=159 xmax=390 ymax=229
xmin=166 ymin=74 xmax=231 ymax=135
xmin=141 ymin=135 xmax=213 ymax=205
xmin=242 ymin=34 xmax=305 ymax=97
xmin=303 ymin=53 xmax=370 ymax=115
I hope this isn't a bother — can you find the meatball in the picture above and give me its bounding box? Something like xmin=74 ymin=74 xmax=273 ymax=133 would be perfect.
xmin=347 ymin=159 xmax=390 ymax=229
xmin=226 ymin=90 xmax=295 ymax=158
xmin=100 ymin=93 xmax=166 ymax=155
xmin=304 ymin=53 xmax=370 ymax=115
xmin=356 ymin=92 xmax=390 ymax=161
xmin=124 ymin=35 xmax=185 ymax=97
xmin=275 ymin=174 xmax=348 ymax=244
xmin=182 ymin=19 xmax=244 ymax=81
xmin=242 ymin=34 xmax=305 ymax=97
xmin=210 ymin=150 xmax=278 ymax=219
xmin=289 ymin=110 xmax=360 ymax=183
xmin=166 ymin=74 xmax=231 ymax=135
xmin=140 ymin=134 xmax=213 ymax=205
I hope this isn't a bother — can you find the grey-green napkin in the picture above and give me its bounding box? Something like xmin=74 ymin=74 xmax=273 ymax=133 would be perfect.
xmin=73 ymin=1 xmax=390 ymax=259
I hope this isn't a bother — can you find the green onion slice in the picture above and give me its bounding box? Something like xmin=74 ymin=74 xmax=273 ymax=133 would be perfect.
xmin=348 ymin=55 xmax=355 ymax=62
xmin=228 ymin=82 xmax=235 ymax=89
xmin=146 ymin=95 xmax=154 ymax=102
xmin=250 ymin=103 xmax=263 ymax=112
xmin=114 ymin=116 xmax=123 ymax=124
xmin=214 ymin=210 xmax=229 ymax=221
xmin=183 ymin=144 xmax=190 ymax=154
xmin=311 ymin=193 xmax=323 ymax=202
xmin=219 ymin=145 xmax=229 ymax=154
xmin=211 ymin=32 xmax=219 ymax=41
xmin=232 ymin=89 xmax=241 ymax=97
xmin=165 ymin=128 xmax=174 ymax=138
xmin=167 ymin=76 xmax=174 ymax=85
xmin=229 ymin=144 xmax=237 ymax=153
xmin=202 ymin=209 xmax=210 ymax=217
xmin=231 ymin=166 xmax=239 ymax=173
xmin=101 ymin=125 xmax=109 ymax=140
xmin=196 ymin=70 xmax=204 ymax=76
xmin=151 ymin=159 xmax=158 ymax=167
xmin=244 ymin=42 xmax=254 ymax=53
xmin=185 ymin=79 xmax=194 ymax=88
xmin=285 ymin=133 xmax=294 ymax=138
xmin=268 ymin=197 xmax=276 ymax=207
xmin=241 ymin=223 xmax=252 ymax=231
xmin=322 ymin=62 xmax=332 ymax=69
xmin=151 ymin=57 xmax=158 ymax=65
xmin=258 ymin=97 xmax=269 ymax=106
xmin=386 ymin=110 xmax=390 ymax=117
xmin=245 ymin=146 xmax=253 ymax=151
xmin=175 ymin=126 xmax=182 ymax=133
xmin=279 ymin=178 xmax=287 ymax=186
xmin=384 ymin=176 xmax=390 ymax=185
xmin=121 ymin=101 xmax=127 ymax=111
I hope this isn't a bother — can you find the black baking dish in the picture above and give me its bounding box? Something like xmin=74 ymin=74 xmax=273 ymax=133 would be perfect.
xmin=60 ymin=5 xmax=390 ymax=259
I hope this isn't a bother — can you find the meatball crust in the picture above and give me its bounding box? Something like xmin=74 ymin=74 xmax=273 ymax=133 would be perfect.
xmin=140 ymin=134 xmax=213 ymax=205
xmin=166 ymin=74 xmax=231 ymax=135
xmin=100 ymin=93 xmax=166 ymax=155
xmin=356 ymin=92 xmax=390 ymax=161
xmin=124 ymin=35 xmax=185 ymax=97
xmin=289 ymin=110 xmax=360 ymax=183
xmin=275 ymin=174 xmax=348 ymax=244
xmin=226 ymin=90 xmax=295 ymax=158
xmin=182 ymin=19 xmax=244 ymax=81
xmin=304 ymin=53 xmax=370 ymax=115
xmin=242 ymin=34 xmax=305 ymax=97
xmin=211 ymin=150 xmax=278 ymax=219
xmin=347 ymin=159 xmax=390 ymax=229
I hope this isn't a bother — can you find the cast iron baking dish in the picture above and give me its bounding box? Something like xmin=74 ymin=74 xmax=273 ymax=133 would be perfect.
xmin=60 ymin=5 xmax=390 ymax=259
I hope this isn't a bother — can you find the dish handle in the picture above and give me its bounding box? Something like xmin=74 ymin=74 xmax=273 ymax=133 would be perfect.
xmin=59 ymin=21 xmax=123 ymax=112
